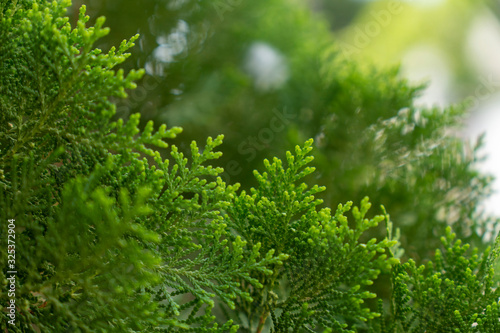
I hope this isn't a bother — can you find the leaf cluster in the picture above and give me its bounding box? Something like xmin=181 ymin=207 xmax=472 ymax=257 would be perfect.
xmin=373 ymin=228 xmax=500 ymax=333
xmin=0 ymin=1 xmax=282 ymax=331
xmin=224 ymin=140 xmax=400 ymax=332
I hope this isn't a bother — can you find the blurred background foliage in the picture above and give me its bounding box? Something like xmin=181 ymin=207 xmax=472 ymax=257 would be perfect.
xmin=335 ymin=0 xmax=494 ymax=104
xmin=67 ymin=0 xmax=500 ymax=263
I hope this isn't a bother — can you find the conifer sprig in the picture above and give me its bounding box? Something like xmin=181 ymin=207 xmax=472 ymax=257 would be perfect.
xmin=225 ymin=140 xmax=399 ymax=332
xmin=375 ymin=228 xmax=500 ymax=333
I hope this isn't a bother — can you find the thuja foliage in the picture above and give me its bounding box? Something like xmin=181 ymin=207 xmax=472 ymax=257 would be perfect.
xmin=223 ymin=140 xmax=399 ymax=332
xmin=0 ymin=1 xmax=286 ymax=331
xmin=373 ymin=228 xmax=500 ymax=333
xmin=1 ymin=1 xmax=500 ymax=333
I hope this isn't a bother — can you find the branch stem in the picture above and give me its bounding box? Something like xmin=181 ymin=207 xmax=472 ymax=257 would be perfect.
xmin=256 ymin=311 xmax=268 ymax=333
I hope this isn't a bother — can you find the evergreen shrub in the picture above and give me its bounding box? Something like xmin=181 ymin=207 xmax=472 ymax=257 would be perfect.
xmin=1 ymin=1 xmax=500 ymax=332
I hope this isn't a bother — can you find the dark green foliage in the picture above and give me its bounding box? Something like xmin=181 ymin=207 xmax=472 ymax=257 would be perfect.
xmin=0 ymin=1 xmax=283 ymax=331
xmin=146 ymin=134 xmax=288 ymax=332
xmin=1 ymin=1 xmax=500 ymax=333
xmin=1 ymin=0 xmax=165 ymax=330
